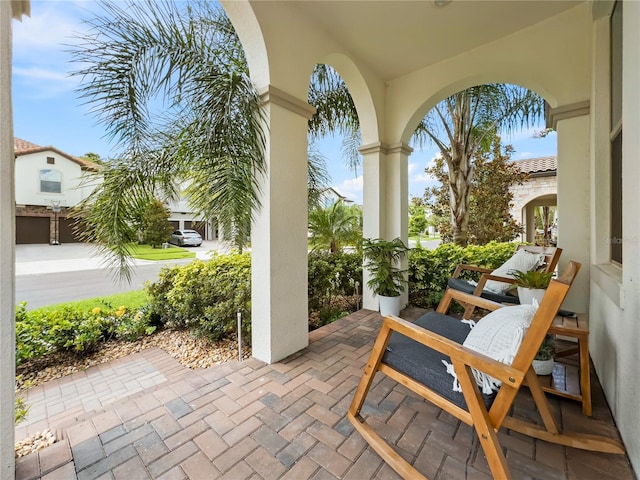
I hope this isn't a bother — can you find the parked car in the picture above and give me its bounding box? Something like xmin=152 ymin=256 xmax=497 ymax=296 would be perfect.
xmin=169 ymin=229 xmax=202 ymax=247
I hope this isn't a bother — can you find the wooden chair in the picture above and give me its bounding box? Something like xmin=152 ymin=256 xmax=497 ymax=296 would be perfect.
xmin=446 ymin=245 xmax=562 ymax=318
xmin=347 ymin=261 xmax=624 ymax=479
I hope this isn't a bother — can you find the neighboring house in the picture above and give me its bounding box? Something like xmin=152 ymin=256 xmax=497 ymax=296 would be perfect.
xmin=14 ymin=138 xmax=96 ymax=244
xmin=166 ymin=194 xmax=217 ymax=240
xmin=319 ymin=187 xmax=354 ymax=209
xmin=14 ymin=138 xmax=216 ymax=243
xmin=510 ymin=156 xmax=557 ymax=244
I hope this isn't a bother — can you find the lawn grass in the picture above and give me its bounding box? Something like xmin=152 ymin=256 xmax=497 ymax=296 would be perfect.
xmin=409 ymin=234 xmax=440 ymax=242
xmin=32 ymin=290 xmax=148 ymax=314
xmin=128 ymin=243 xmax=196 ymax=260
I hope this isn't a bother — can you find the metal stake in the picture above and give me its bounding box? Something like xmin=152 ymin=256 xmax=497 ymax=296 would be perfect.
xmin=237 ymin=310 xmax=242 ymax=362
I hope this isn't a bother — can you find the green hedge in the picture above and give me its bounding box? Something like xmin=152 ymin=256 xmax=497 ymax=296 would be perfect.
xmin=308 ymin=250 xmax=362 ymax=326
xmin=146 ymin=252 xmax=252 ymax=342
xmin=16 ymin=302 xmax=155 ymax=367
xmin=408 ymin=241 xmax=517 ymax=308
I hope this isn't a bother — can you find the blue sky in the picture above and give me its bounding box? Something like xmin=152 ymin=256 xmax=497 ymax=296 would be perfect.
xmin=12 ymin=1 xmax=557 ymax=205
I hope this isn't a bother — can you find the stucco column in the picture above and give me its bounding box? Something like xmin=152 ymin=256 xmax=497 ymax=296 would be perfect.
xmin=359 ymin=142 xmax=412 ymax=311
xmin=251 ymin=86 xmax=315 ymax=363
xmin=0 ymin=3 xmax=16 ymax=476
xmin=551 ymin=102 xmax=591 ymax=312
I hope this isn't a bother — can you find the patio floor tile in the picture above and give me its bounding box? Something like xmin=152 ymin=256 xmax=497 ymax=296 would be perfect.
xmin=15 ymin=308 xmax=637 ymax=479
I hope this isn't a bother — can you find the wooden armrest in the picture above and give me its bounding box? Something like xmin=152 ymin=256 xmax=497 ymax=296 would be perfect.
xmin=383 ymin=315 xmax=524 ymax=386
xmin=475 ymin=273 xmax=518 ymax=293
xmin=438 ymin=288 xmax=504 ymax=314
xmin=452 ymin=263 xmax=493 ymax=278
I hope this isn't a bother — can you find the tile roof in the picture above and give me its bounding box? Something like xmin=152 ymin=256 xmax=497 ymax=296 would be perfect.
xmin=13 ymin=137 xmax=96 ymax=169
xmin=513 ymin=155 xmax=557 ymax=174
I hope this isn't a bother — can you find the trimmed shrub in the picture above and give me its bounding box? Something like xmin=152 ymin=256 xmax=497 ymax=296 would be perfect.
xmin=145 ymin=252 xmax=251 ymax=342
xmin=15 ymin=301 xmax=155 ymax=367
xmin=308 ymin=251 xmax=362 ymax=327
xmin=409 ymin=241 xmax=517 ymax=308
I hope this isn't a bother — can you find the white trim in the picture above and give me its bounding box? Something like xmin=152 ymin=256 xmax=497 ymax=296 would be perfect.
xmin=258 ymin=85 xmax=316 ymax=119
xmin=548 ymin=100 xmax=590 ymax=129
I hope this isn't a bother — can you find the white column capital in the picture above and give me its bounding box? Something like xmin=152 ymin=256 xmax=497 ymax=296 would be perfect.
xmin=547 ymin=100 xmax=590 ymax=130
xmin=258 ymin=84 xmax=316 ymax=119
xmin=359 ymin=141 xmax=413 ymax=156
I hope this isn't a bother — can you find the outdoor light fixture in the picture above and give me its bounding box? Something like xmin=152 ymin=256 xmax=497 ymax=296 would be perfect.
xmin=51 ymin=200 xmax=61 ymax=246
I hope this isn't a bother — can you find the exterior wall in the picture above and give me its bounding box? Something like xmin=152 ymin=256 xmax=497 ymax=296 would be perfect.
xmin=589 ymin=2 xmax=640 ymax=472
xmin=1 ymin=3 xmax=16 ymax=476
xmin=510 ymin=174 xmax=557 ymax=242
xmin=15 ymin=150 xmax=86 ymax=208
xmin=510 ymin=174 xmax=557 ymax=221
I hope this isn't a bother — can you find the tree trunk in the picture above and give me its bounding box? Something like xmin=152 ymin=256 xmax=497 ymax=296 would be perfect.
xmin=447 ymin=133 xmax=473 ymax=247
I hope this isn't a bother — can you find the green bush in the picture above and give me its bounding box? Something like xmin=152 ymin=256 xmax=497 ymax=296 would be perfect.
xmin=308 ymin=250 xmax=362 ymax=315
xmin=15 ymin=301 xmax=156 ymax=367
xmin=409 ymin=241 xmax=517 ymax=308
xmin=146 ymin=252 xmax=252 ymax=342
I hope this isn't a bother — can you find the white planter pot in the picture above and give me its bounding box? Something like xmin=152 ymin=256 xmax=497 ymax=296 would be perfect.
xmin=517 ymin=287 xmax=546 ymax=305
xmin=378 ymin=295 xmax=402 ymax=317
xmin=532 ymin=358 xmax=554 ymax=375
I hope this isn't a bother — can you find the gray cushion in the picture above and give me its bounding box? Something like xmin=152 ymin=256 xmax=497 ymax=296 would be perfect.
xmin=382 ymin=311 xmax=497 ymax=410
xmin=447 ymin=277 xmax=520 ymax=305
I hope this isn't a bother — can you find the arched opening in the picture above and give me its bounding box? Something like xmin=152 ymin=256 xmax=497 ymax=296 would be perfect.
xmin=402 ymin=83 xmax=556 ymax=247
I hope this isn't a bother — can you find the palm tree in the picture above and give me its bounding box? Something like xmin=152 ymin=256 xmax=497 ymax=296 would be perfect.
xmin=69 ymin=0 xmax=336 ymax=279
xmin=308 ymin=201 xmax=362 ymax=253
xmin=310 ymin=78 xmax=544 ymax=247
xmin=413 ymin=85 xmax=543 ymax=246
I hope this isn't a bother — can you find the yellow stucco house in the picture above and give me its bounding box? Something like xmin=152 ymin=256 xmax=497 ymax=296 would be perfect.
xmin=2 ymin=0 xmax=638 ymax=476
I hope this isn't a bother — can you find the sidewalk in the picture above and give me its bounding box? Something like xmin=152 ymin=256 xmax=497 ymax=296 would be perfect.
xmin=15 ymin=241 xmax=224 ymax=276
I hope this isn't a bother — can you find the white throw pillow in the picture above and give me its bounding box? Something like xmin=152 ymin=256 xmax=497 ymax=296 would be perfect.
xmin=442 ymin=304 xmax=538 ymax=394
xmin=483 ymin=249 xmax=545 ymax=294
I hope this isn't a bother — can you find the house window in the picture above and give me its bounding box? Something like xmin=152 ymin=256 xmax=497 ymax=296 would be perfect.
xmin=610 ymin=0 xmax=622 ymax=264
xmin=40 ymin=169 xmax=62 ymax=194
xmin=46 ymin=156 xmax=55 ymax=165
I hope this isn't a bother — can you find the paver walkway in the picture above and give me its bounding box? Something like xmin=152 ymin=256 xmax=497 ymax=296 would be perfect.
xmin=15 ymin=308 xmax=636 ymax=480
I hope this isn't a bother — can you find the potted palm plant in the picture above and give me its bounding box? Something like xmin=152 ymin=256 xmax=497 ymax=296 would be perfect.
xmin=362 ymin=237 xmax=410 ymax=316
xmin=510 ymin=269 xmax=553 ymax=305
xmin=511 ymin=269 xmax=556 ymax=374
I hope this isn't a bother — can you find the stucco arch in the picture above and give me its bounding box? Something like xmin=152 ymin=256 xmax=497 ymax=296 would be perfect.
xmin=389 ymin=3 xmax=590 ymax=143
xmin=399 ymin=76 xmax=556 ymax=144
xmin=317 ymin=53 xmax=381 ymax=146
xmin=219 ymin=1 xmax=270 ymax=89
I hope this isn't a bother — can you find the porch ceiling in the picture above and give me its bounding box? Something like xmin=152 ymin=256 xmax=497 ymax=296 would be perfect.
xmin=286 ymin=0 xmax=582 ymax=81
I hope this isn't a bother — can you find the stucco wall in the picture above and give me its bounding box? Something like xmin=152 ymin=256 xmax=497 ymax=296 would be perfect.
xmin=510 ymin=174 xmax=557 ymax=226
xmin=588 ymin=2 xmax=640 ymax=473
xmin=15 ymin=150 xmax=85 ymax=207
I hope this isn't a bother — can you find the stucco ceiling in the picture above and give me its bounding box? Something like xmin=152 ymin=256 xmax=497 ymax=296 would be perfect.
xmin=289 ymin=0 xmax=583 ymax=82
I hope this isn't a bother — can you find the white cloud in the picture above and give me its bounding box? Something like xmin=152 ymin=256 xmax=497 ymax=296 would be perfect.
xmin=515 ymin=151 xmax=534 ymax=159
xmin=13 ymin=4 xmax=89 ymax=58
xmin=13 ymin=65 xmax=80 ymax=99
xmin=334 ymin=176 xmax=363 ymax=203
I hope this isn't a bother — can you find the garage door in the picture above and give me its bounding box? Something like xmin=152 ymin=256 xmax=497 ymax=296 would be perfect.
xmin=16 ymin=216 xmax=50 ymax=244
xmin=185 ymin=221 xmax=206 ymax=238
xmin=59 ymin=217 xmax=82 ymax=243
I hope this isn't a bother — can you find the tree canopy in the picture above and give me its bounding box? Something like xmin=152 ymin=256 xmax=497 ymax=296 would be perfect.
xmin=425 ymin=137 xmax=527 ymax=245
xmin=414 ymin=84 xmax=543 ymax=245
xmin=69 ymin=0 xmax=348 ymax=278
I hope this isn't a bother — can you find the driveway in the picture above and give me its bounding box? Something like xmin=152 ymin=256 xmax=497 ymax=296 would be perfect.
xmin=15 ymin=240 xmax=226 ymax=275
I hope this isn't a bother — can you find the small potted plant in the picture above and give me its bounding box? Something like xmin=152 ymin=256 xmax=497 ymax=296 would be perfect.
xmin=362 ymin=237 xmax=410 ymax=316
xmin=510 ymin=269 xmax=553 ymax=305
xmin=533 ymin=333 xmax=555 ymax=375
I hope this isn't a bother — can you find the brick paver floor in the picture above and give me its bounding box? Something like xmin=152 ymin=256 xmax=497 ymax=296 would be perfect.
xmin=15 ymin=308 xmax=636 ymax=479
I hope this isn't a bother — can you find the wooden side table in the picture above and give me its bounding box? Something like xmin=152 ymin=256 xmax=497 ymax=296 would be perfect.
xmin=538 ymin=313 xmax=591 ymax=416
